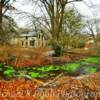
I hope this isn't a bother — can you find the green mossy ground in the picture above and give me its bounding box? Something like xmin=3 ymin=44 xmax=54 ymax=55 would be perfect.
xmin=0 ymin=56 xmax=99 ymax=79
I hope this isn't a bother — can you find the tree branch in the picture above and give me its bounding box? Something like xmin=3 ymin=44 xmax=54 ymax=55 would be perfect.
xmin=65 ymin=0 xmax=83 ymax=4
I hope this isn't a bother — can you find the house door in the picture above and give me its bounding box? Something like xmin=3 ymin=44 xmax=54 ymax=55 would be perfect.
xmin=30 ymin=40 xmax=35 ymax=47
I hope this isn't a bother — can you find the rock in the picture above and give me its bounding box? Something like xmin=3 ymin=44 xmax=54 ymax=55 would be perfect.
xmin=42 ymin=50 xmax=55 ymax=57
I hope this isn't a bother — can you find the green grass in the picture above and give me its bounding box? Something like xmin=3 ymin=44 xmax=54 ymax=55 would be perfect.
xmin=4 ymin=69 xmax=15 ymax=77
xmin=84 ymin=67 xmax=97 ymax=74
xmin=37 ymin=65 xmax=54 ymax=72
xmin=82 ymin=57 xmax=100 ymax=64
xmin=28 ymin=72 xmax=40 ymax=78
xmin=66 ymin=63 xmax=80 ymax=72
xmin=0 ymin=56 xmax=99 ymax=79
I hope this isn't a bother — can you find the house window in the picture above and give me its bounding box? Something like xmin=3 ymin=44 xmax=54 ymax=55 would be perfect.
xmin=30 ymin=40 xmax=35 ymax=46
xmin=25 ymin=36 xmax=28 ymax=40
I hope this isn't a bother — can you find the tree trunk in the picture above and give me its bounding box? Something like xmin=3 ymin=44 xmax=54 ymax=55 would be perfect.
xmin=51 ymin=5 xmax=65 ymax=56
xmin=0 ymin=1 xmax=3 ymax=30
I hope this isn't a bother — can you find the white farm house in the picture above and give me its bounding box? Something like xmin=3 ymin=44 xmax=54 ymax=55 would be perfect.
xmin=11 ymin=31 xmax=46 ymax=48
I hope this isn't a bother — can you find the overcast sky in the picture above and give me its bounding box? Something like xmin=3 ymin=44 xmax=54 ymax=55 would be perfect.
xmin=8 ymin=0 xmax=100 ymax=28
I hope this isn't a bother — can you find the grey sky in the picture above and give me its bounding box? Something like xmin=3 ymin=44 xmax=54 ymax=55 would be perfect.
xmin=9 ymin=0 xmax=100 ymax=27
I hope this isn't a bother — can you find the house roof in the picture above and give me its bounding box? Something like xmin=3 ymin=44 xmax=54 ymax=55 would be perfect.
xmin=20 ymin=32 xmax=36 ymax=37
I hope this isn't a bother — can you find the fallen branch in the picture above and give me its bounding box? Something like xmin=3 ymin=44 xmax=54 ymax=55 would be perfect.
xmin=38 ymin=73 xmax=64 ymax=88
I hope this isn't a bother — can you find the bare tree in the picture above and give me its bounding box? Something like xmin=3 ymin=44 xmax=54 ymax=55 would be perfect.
xmin=85 ymin=18 xmax=100 ymax=47
xmin=38 ymin=0 xmax=82 ymax=40
xmin=31 ymin=0 xmax=83 ymax=56
xmin=0 ymin=0 xmax=17 ymax=45
xmin=0 ymin=0 xmax=15 ymax=28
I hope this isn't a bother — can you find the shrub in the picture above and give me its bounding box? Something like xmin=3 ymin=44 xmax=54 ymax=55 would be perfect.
xmin=52 ymin=45 xmax=62 ymax=57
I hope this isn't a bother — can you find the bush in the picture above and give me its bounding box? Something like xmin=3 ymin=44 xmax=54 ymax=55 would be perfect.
xmin=53 ymin=45 xmax=62 ymax=57
xmin=78 ymin=41 xmax=85 ymax=48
